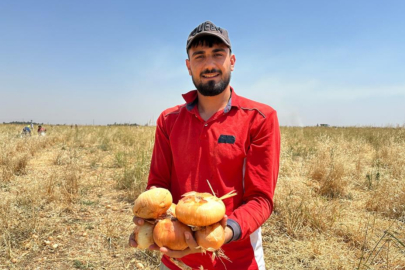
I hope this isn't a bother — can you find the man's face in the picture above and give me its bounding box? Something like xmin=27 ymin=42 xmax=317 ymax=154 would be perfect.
xmin=186 ymin=43 xmax=235 ymax=96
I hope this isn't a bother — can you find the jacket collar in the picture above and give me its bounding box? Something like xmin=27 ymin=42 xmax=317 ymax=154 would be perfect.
xmin=182 ymin=86 xmax=240 ymax=113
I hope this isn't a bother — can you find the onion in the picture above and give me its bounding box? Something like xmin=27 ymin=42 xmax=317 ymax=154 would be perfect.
xmin=133 ymin=188 xmax=172 ymax=219
xmin=195 ymin=222 xmax=225 ymax=251
xmin=153 ymin=218 xmax=192 ymax=251
xmin=176 ymin=192 xmax=226 ymax=227
xmin=166 ymin=203 xmax=176 ymax=217
xmin=134 ymin=223 xmax=155 ymax=249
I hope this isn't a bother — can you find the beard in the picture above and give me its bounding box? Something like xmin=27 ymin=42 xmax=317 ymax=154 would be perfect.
xmin=192 ymin=68 xmax=231 ymax=96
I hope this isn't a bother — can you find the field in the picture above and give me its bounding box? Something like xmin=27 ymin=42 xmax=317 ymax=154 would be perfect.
xmin=0 ymin=124 xmax=404 ymax=269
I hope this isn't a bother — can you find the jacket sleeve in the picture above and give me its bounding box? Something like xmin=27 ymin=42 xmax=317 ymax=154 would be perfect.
xmin=228 ymin=110 xmax=280 ymax=241
xmin=146 ymin=112 xmax=172 ymax=190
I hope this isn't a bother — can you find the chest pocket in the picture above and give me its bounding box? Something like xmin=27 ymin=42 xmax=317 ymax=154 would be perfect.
xmin=214 ymin=134 xmax=245 ymax=165
xmin=218 ymin=135 xmax=236 ymax=144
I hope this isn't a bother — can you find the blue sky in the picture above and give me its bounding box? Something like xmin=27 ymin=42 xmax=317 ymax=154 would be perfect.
xmin=1 ymin=0 xmax=404 ymax=126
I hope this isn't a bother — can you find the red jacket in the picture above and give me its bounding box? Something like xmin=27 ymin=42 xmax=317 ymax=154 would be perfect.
xmin=147 ymin=88 xmax=280 ymax=270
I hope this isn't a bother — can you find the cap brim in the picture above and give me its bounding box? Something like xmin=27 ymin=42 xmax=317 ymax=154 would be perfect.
xmin=187 ymin=32 xmax=231 ymax=50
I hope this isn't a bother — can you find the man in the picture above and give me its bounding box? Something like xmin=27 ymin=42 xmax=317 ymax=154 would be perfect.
xmin=22 ymin=125 xmax=31 ymax=136
xmin=129 ymin=21 xmax=280 ymax=270
xmin=37 ymin=125 xmax=47 ymax=136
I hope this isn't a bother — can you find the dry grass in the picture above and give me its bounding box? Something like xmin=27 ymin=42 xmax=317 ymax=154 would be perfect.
xmin=0 ymin=124 xmax=404 ymax=269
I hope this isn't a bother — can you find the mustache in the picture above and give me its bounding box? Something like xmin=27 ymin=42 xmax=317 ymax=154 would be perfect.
xmin=200 ymin=69 xmax=222 ymax=77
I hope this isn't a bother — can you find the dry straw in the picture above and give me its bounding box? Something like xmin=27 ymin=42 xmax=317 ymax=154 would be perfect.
xmin=0 ymin=124 xmax=404 ymax=269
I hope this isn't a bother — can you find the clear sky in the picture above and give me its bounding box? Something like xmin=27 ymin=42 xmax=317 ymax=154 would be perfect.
xmin=1 ymin=0 xmax=404 ymax=126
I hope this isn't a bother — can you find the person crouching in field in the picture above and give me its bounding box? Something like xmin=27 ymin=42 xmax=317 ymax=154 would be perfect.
xmin=21 ymin=126 xmax=31 ymax=136
xmin=37 ymin=125 xmax=47 ymax=136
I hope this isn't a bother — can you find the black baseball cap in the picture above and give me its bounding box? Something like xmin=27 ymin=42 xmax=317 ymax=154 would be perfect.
xmin=186 ymin=21 xmax=231 ymax=51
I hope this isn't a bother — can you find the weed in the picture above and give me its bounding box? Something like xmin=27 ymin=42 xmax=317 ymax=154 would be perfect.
xmin=61 ymin=166 xmax=80 ymax=203
xmin=98 ymin=138 xmax=110 ymax=151
xmin=1 ymin=166 xmax=14 ymax=182
xmin=81 ymin=200 xmax=97 ymax=206
xmin=113 ymin=151 xmax=127 ymax=168
xmin=54 ymin=150 xmax=65 ymax=165
xmin=365 ymin=179 xmax=405 ymax=221
xmin=309 ymin=144 xmax=347 ymax=198
xmin=365 ymin=171 xmax=380 ymax=190
xmin=115 ymin=166 xmax=138 ymax=190
xmin=89 ymin=156 xmax=101 ymax=169
xmin=43 ymin=173 xmax=57 ymax=202
xmin=273 ymin=186 xmax=342 ymax=237
xmin=13 ymin=155 xmax=29 ymax=175
xmin=73 ymin=260 xmax=94 ymax=269
xmin=356 ymin=225 xmax=405 ymax=269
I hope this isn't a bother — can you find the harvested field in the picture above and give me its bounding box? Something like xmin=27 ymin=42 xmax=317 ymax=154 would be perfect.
xmin=0 ymin=124 xmax=404 ymax=269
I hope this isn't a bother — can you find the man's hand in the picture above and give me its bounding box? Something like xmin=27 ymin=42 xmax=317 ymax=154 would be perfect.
xmin=159 ymin=230 xmax=201 ymax=258
xmin=160 ymin=214 xmax=233 ymax=258
xmin=129 ymin=216 xmax=201 ymax=257
xmin=221 ymin=215 xmax=234 ymax=244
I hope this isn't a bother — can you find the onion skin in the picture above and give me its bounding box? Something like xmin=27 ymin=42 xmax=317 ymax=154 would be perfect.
xmin=167 ymin=203 xmax=176 ymax=217
xmin=133 ymin=188 xmax=172 ymax=219
xmin=153 ymin=218 xmax=192 ymax=251
xmin=134 ymin=223 xmax=155 ymax=249
xmin=195 ymin=222 xmax=225 ymax=250
xmin=176 ymin=192 xmax=225 ymax=227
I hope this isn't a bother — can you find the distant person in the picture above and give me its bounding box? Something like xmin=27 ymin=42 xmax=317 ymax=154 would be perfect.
xmin=22 ymin=126 xmax=31 ymax=136
xmin=37 ymin=125 xmax=47 ymax=136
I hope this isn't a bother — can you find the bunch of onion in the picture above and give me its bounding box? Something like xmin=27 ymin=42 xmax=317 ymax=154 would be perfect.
xmin=175 ymin=181 xmax=236 ymax=252
xmin=153 ymin=217 xmax=192 ymax=251
xmin=133 ymin=188 xmax=172 ymax=219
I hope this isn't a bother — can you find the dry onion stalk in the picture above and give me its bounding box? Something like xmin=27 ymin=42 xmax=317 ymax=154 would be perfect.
xmin=169 ymin=258 xmax=193 ymax=270
xmin=133 ymin=188 xmax=172 ymax=219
